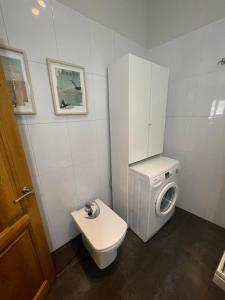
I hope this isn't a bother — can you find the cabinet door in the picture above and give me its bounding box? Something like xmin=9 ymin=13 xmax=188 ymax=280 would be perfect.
xmin=129 ymin=55 xmax=151 ymax=163
xmin=148 ymin=63 xmax=169 ymax=157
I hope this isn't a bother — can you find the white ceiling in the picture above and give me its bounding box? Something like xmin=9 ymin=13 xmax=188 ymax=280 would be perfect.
xmin=58 ymin=0 xmax=225 ymax=49
xmin=147 ymin=0 xmax=225 ymax=48
xmin=58 ymin=0 xmax=149 ymax=47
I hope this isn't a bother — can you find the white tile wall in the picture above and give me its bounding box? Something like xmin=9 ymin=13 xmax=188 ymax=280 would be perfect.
xmin=1 ymin=0 xmax=57 ymax=63
xmin=67 ymin=121 xmax=97 ymax=165
xmin=53 ymin=1 xmax=91 ymax=69
xmin=114 ymin=33 xmax=147 ymax=60
xmin=92 ymin=75 xmax=109 ymax=120
xmin=0 ymin=0 xmax=148 ymax=250
xmin=38 ymin=167 xmax=79 ymax=250
xmin=28 ymin=123 xmax=72 ymax=175
xmin=90 ymin=20 xmax=114 ymax=76
xmin=149 ymin=18 xmax=225 ymax=229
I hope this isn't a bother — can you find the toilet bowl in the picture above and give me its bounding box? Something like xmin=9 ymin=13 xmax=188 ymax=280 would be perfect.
xmin=71 ymin=199 xmax=127 ymax=269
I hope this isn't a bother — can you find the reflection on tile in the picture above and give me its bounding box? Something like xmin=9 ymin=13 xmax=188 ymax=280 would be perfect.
xmin=1 ymin=0 xmax=57 ymax=63
xmin=193 ymin=71 xmax=225 ymax=117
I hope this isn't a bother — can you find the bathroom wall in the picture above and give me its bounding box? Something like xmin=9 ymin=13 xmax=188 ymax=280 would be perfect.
xmin=0 ymin=0 xmax=148 ymax=251
xmin=148 ymin=18 xmax=225 ymax=229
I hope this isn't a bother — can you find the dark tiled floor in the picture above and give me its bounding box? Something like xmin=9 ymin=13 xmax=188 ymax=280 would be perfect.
xmin=47 ymin=208 xmax=225 ymax=300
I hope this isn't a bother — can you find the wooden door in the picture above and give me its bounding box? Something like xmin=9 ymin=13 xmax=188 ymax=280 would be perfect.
xmin=148 ymin=63 xmax=169 ymax=157
xmin=0 ymin=64 xmax=55 ymax=299
xmin=129 ymin=55 xmax=151 ymax=163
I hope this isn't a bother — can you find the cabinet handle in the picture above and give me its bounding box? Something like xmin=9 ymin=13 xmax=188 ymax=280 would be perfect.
xmin=148 ymin=123 xmax=152 ymax=126
xmin=13 ymin=187 xmax=34 ymax=204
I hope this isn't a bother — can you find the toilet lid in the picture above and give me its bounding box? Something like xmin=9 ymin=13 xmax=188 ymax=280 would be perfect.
xmin=71 ymin=199 xmax=127 ymax=252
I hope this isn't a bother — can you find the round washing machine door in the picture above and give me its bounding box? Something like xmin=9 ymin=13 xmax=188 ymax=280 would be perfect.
xmin=155 ymin=182 xmax=178 ymax=217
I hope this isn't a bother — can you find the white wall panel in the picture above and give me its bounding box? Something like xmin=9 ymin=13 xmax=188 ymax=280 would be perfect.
xmin=0 ymin=0 xmax=148 ymax=250
xmin=1 ymin=0 xmax=57 ymax=63
xmin=149 ymin=19 xmax=225 ymax=228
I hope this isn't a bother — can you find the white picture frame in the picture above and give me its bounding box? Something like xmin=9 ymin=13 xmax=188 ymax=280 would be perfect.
xmin=0 ymin=44 xmax=36 ymax=115
xmin=47 ymin=58 xmax=88 ymax=115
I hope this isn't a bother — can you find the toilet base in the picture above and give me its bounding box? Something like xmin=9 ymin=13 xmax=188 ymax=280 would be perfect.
xmin=82 ymin=236 xmax=117 ymax=269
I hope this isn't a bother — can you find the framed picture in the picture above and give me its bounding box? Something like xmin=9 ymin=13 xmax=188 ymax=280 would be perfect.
xmin=0 ymin=44 xmax=36 ymax=114
xmin=47 ymin=58 xmax=88 ymax=115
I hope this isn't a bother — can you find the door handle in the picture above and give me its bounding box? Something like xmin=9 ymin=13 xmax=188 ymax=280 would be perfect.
xmin=13 ymin=187 xmax=34 ymax=204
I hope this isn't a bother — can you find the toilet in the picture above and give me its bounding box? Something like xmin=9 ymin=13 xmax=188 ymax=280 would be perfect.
xmin=71 ymin=199 xmax=127 ymax=269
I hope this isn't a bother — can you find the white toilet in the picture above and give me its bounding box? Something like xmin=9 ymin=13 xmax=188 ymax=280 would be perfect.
xmin=71 ymin=199 xmax=127 ymax=269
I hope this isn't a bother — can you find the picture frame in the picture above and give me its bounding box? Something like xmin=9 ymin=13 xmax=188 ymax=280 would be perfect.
xmin=0 ymin=44 xmax=36 ymax=114
xmin=47 ymin=58 xmax=88 ymax=115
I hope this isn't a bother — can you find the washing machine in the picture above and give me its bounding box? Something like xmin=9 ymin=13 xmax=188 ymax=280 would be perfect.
xmin=128 ymin=156 xmax=180 ymax=242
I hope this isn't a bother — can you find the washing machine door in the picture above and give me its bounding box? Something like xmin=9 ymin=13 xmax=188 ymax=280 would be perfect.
xmin=155 ymin=182 xmax=178 ymax=217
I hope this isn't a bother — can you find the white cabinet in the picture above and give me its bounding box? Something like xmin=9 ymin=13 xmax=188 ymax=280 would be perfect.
xmin=128 ymin=55 xmax=169 ymax=163
xmin=129 ymin=55 xmax=151 ymax=163
xmin=109 ymin=54 xmax=169 ymax=221
xmin=148 ymin=62 xmax=169 ymax=157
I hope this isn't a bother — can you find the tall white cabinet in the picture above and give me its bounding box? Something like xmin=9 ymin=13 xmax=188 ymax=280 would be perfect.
xmin=109 ymin=54 xmax=169 ymax=221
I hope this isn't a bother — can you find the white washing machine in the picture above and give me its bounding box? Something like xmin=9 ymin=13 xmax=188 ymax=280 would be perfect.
xmin=128 ymin=156 xmax=180 ymax=242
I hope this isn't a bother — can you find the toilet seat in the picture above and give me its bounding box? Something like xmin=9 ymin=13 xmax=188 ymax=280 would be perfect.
xmin=71 ymin=199 xmax=127 ymax=252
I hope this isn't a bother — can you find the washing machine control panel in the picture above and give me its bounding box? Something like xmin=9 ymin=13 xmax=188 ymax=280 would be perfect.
xmin=165 ymin=167 xmax=179 ymax=178
xmin=152 ymin=167 xmax=179 ymax=187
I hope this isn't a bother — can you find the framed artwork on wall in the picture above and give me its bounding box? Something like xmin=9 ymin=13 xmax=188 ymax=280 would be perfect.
xmin=0 ymin=44 xmax=36 ymax=114
xmin=47 ymin=58 xmax=88 ymax=115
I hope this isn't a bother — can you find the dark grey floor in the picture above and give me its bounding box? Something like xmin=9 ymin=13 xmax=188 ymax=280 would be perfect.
xmin=47 ymin=208 xmax=225 ymax=300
